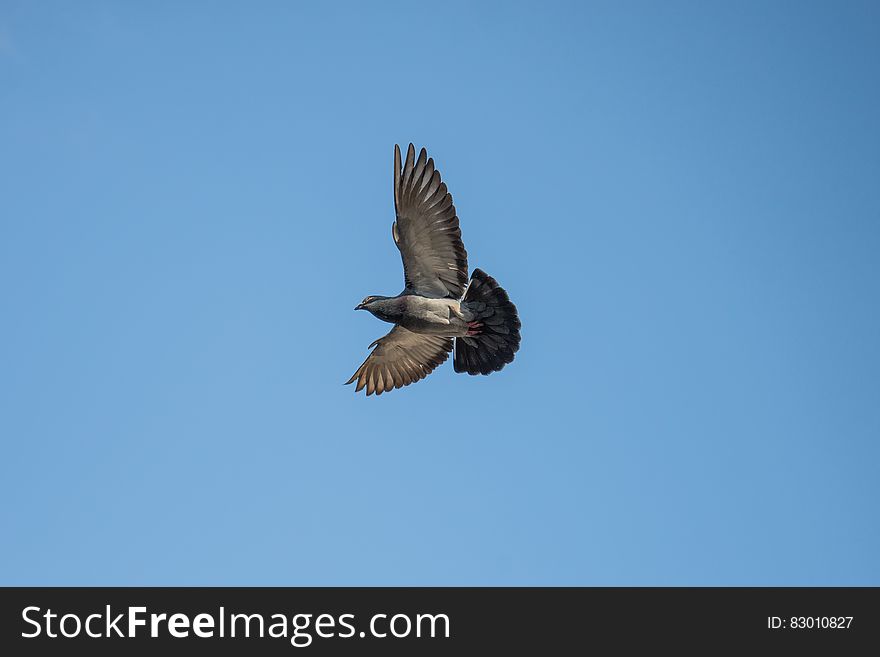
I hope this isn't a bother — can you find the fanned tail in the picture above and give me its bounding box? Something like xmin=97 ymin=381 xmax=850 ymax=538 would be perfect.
xmin=454 ymin=269 xmax=521 ymax=375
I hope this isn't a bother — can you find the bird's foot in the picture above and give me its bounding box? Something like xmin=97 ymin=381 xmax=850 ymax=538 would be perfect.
xmin=466 ymin=321 xmax=483 ymax=336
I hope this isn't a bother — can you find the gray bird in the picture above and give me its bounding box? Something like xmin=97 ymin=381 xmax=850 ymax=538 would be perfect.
xmin=347 ymin=144 xmax=521 ymax=395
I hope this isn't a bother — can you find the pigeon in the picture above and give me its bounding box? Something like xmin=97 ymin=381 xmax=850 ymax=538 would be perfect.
xmin=346 ymin=144 xmax=521 ymax=396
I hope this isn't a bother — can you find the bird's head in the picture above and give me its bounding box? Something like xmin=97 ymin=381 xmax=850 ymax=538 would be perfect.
xmin=355 ymin=295 xmax=386 ymax=311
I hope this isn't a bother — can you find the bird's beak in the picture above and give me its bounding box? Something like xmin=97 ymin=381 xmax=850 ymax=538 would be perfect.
xmin=354 ymin=303 xmax=365 ymax=311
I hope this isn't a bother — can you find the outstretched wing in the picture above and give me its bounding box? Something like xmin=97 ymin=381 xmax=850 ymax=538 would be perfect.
xmin=345 ymin=325 xmax=452 ymax=396
xmin=392 ymin=144 xmax=469 ymax=299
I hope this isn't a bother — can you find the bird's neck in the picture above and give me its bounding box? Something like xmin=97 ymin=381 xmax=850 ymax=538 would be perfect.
xmin=369 ymin=297 xmax=403 ymax=323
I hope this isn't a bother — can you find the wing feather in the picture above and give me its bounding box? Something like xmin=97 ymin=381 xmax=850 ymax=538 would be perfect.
xmin=392 ymin=144 xmax=469 ymax=299
xmin=345 ymin=325 xmax=452 ymax=396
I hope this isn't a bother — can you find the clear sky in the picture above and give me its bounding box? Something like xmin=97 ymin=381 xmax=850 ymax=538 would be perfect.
xmin=1 ymin=1 xmax=878 ymax=585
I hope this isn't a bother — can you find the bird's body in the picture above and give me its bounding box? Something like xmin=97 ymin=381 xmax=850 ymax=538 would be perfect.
xmin=347 ymin=144 xmax=521 ymax=396
xmin=367 ymin=295 xmax=473 ymax=336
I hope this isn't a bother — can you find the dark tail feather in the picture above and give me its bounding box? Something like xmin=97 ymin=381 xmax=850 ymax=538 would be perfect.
xmin=454 ymin=268 xmax=521 ymax=375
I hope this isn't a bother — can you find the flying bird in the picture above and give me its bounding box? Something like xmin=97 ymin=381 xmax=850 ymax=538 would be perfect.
xmin=347 ymin=144 xmax=521 ymax=395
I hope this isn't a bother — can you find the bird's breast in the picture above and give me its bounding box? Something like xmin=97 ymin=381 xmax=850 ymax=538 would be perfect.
xmin=396 ymin=296 xmax=470 ymax=337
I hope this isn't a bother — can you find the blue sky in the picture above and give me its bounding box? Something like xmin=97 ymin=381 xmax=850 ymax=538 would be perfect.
xmin=1 ymin=1 xmax=878 ymax=585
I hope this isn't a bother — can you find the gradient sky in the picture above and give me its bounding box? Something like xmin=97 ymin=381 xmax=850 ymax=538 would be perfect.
xmin=2 ymin=1 xmax=879 ymax=585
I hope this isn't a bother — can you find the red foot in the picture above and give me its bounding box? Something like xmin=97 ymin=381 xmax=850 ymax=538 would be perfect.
xmin=466 ymin=321 xmax=483 ymax=336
